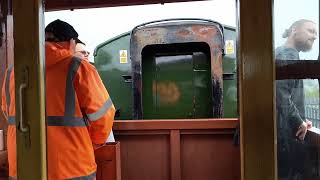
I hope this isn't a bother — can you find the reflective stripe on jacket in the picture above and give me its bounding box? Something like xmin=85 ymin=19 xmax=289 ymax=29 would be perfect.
xmin=2 ymin=42 xmax=115 ymax=179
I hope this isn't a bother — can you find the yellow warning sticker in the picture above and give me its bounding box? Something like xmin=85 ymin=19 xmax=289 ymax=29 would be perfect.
xmin=119 ymin=50 xmax=128 ymax=64
xmin=225 ymin=40 xmax=234 ymax=55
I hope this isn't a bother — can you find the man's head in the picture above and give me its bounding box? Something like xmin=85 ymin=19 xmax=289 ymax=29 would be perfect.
xmin=283 ymin=19 xmax=317 ymax=52
xmin=45 ymin=19 xmax=79 ymax=53
xmin=75 ymin=40 xmax=90 ymax=59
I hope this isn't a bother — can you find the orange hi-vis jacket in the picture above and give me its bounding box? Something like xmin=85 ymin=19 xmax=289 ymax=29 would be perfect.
xmin=2 ymin=42 xmax=115 ymax=180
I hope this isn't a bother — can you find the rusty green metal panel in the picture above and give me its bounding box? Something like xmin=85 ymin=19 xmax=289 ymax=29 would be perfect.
xmin=141 ymin=43 xmax=213 ymax=119
xmin=130 ymin=19 xmax=225 ymax=119
xmin=94 ymin=32 xmax=132 ymax=120
xmin=223 ymin=26 xmax=237 ymax=118
xmin=94 ymin=19 xmax=238 ymax=119
xmin=143 ymin=48 xmax=193 ymax=119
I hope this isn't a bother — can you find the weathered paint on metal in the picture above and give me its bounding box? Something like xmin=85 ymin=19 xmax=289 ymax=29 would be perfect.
xmin=94 ymin=20 xmax=238 ymax=120
xmin=130 ymin=19 xmax=224 ymax=119
xmin=94 ymin=32 xmax=133 ymax=120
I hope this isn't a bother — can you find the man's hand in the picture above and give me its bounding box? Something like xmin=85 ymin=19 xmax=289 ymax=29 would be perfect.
xmin=306 ymin=119 xmax=312 ymax=129
xmin=296 ymin=121 xmax=308 ymax=140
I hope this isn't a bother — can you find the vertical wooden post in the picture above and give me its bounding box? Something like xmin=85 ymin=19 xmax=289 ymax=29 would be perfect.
xmin=170 ymin=130 xmax=181 ymax=180
xmin=238 ymin=0 xmax=276 ymax=180
xmin=12 ymin=0 xmax=47 ymax=179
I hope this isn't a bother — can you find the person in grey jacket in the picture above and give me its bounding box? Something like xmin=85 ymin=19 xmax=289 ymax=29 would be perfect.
xmin=276 ymin=19 xmax=317 ymax=180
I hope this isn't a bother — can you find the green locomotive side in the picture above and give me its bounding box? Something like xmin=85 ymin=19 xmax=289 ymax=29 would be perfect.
xmin=94 ymin=32 xmax=133 ymax=119
xmin=94 ymin=19 xmax=237 ymax=120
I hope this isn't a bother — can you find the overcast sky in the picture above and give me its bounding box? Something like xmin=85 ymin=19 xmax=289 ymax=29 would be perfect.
xmin=274 ymin=0 xmax=319 ymax=60
xmin=45 ymin=0 xmax=319 ymax=61
xmin=45 ymin=0 xmax=236 ymax=61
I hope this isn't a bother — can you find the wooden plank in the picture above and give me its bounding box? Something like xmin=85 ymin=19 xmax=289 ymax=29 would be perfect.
xmin=305 ymin=129 xmax=320 ymax=177
xmin=114 ymin=130 xmax=170 ymax=136
xmin=276 ymin=60 xmax=320 ymax=80
xmin=12 ymin=0 xmax=47 ymax=179
xmin=95 ymin=142 xmax=121 ymax=180
xmin=306 ymin=128 xmax=320 ymax=149
xmin=238 ymin=0 xmax=276 ymax=179
xmin=117 ymin=134 xmax=170 ymax=180
xmin=180 ymin=129 xmax=235 ymax=135
xmin=114 ymin=129 xmax=234 ymax=136
xmin=113 ymin=119 xmax=238 ymax=130
xmin=115 ymin=128 xmax=239 ymax=180
xmin=170 ymin=130 xmax=181 ymax=180
xmin=45 ymin=0 xmax=207 ymax=11
xmin=180 ymin=133 xmax=240 ymax=180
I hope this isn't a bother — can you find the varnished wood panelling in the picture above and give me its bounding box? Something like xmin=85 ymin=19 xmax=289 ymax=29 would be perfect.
xmin=276 ymin=60 xmax=320 ymax=79
xmin=13 ymin=0 xmax=47 ymax=179
xmin=95 ymin=142 xmax=121 ymax=180
xmin=117 ymin=135 xmax=170 ymax=180
xmin=114 ymin=119 xmax=240 ymax=180
xmin=0 ymin=0 xmax=279 ymax=180
xmin=113 ymin=119 xmax=238 ymax=130
xmin=181 ymin=134 xmax=240 ymax=180
xmin=170 ymin=130 xmax=181 ymax=180
xmin=238 ymin=0 xmax=276 ymax=179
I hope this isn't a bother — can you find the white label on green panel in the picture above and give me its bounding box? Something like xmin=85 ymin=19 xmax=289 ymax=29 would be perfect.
xmin=119 ymin=50 xmax=128 ymax=64
xmin=225 ymin=40 xmax=234 ymax=55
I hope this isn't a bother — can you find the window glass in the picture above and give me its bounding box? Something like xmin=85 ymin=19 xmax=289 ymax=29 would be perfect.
xmin=46 ymin=0 xmax=238 ymax=120
xmin=274 ymin=0 xmax=320 ymax=179
xmin=274 ymin=0 xmax=319 ymax=60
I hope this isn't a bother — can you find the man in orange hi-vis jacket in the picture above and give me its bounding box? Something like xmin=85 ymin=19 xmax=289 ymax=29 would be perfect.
xmin=2 ymin=19 xmax=115 ymax=180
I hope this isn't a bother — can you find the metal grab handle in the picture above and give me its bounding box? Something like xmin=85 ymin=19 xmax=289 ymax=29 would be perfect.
xmin=18 ymin=68 xmax=29 ymax=133
xmin=121 ymin=75 xmax=132 ymax=83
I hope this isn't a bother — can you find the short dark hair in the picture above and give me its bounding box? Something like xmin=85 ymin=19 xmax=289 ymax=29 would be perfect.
xmin=45 ymin=19 xmax=79 ymax=42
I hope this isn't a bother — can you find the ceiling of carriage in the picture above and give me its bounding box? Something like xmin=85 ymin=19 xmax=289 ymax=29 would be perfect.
xmin=45 ymin=0 xmax=206 ymax=11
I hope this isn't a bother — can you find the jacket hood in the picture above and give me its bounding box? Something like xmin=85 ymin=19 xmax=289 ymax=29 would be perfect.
xmin=46 ymin=42 xmax=73 ymax=67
